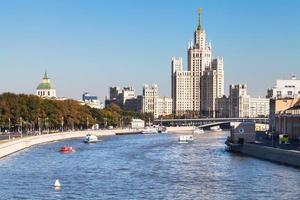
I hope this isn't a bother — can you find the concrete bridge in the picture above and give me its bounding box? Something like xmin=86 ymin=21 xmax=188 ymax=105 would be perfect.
xmin=154 ymin=118 xmax=268 ymax=129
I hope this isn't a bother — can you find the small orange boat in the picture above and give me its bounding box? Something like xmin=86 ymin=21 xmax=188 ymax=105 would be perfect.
xmin=59 ymin=146 xmax=74 ymax=153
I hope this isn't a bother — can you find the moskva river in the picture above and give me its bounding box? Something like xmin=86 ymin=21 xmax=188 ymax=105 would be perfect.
xmin=1 ymin=132 xmax=300 ymax=200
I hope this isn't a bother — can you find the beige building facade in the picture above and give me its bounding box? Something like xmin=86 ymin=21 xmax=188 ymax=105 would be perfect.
xmin=229 ymin=84 xmax=269 ymax=118
xmin=142 ymin=84 xmax=173 ymax=118
xmin=249 ymin=97 xmax=270 ymax=118
xmin=171 ymin=57 xmax=192 ymax=115
xmin=269 ymin=98 xmax=300 ymax=131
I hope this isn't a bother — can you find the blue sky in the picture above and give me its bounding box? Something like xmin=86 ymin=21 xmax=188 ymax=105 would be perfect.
xmin=0 ymin=0 xmax=299 ymax=100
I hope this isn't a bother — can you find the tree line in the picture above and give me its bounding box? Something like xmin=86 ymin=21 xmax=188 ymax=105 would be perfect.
xmin=0 ymin=93 xmax=153 ymax=133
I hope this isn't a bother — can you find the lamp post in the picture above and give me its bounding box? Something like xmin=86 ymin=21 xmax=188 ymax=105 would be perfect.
xmin=38 ymin=117 xmax=41 ymax=135
xmin=104 ymin=118 xmax=107 ymax=128
xmin=20 ymin=117 xmax=23 ymax=138
xmin=86 ymin=117 xmax=89 ymax=130
xmin=8 ymin=118 xmax=11 ymax=140
xmin=45 ymin=117 xmax=49 ymax=134
xmin=61 ymin=117 xmax=64 ymax=132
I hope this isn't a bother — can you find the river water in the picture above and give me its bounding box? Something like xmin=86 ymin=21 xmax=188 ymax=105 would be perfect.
xmin=0 ymin=132 xmax=300 ymax=200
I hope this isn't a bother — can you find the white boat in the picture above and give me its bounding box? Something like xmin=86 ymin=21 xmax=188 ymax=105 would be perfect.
xmin=84 ymin=134 xmax=98 ymax=143
xmin=158 ymin=126 xmax=168 ymax=134
xmin=193 ymin=127 xmax=204 ymax=134
xmin=210 ymin=126 xmax=222 ymax=132
xmin=178 ymin=135 xmax=194 ymax=143
xmin=142 ymin=127 xmax=158 ymax=134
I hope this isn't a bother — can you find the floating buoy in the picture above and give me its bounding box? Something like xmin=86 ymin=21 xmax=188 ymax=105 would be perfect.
xmin=53 ymin=179 xmax=61 ymax=188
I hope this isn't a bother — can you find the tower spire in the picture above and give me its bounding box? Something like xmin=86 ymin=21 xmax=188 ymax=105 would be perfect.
xmin=43 ymin=70 xmax=48 ymax=79
xmin=197 ymin=7 xmax=203 ymax=31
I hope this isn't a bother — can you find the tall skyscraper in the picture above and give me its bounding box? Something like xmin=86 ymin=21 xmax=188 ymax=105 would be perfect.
xmin=171 ymin=8 xmax=224 ymax=117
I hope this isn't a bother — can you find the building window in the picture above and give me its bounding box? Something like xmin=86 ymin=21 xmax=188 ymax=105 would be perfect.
xmin=276 ymin=91 xmax=281 ymax=97
xmin=287 ymin=91 xmax=293 ymax=96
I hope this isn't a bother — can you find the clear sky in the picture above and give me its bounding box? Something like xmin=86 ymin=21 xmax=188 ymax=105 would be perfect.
xmin=0 ymin=0 xmax=299 ymax=100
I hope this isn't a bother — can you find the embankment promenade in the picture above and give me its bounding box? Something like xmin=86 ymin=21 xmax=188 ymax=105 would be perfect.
xmin=0 ymin=126 xmax=193 ymax=159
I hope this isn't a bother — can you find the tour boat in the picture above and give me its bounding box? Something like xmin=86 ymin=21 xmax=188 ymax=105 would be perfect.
xmin=59 ymin=146 xmax=74 ymax=153
xmin=193 ymin=127 xmax=204 ymax=134
xmin=142 ymin=127 xmax=158 ymax=134
xmin=178 ymin=135 xmax=194 ymax=143
xmin=84 ymin=134 xmax=98 ymax=143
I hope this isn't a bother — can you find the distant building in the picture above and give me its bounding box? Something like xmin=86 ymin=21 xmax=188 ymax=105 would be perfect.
xmin=269 ymin=98 xmax=300 ymax=131
xmin=215 ymin=96 xmax=230 ymax=118
xmin=201 ymin=70 xmax=217 ymax=117
xmin=275 ymin=104 xmax=300 ymax=140
xmin=131 ymin=119 xmax=145 ymax=129
xmin=36 ymin=72 xmax=56 ymax=98
xmin=171 ymin=57 xmax=192 ymax=116
xmin=142 ymin=84 xmax=158 ymax=115
xmin=212 ymin=57 xmax=225 ymax=99
xmin=120 ymin=87 xmax=136 ymax=105
xmin=82 ymin=92 xmax=102 ymax=109
xmin=267 ymin=75 xmax=300 ymax=99
xmin=109 ymin=86 xmax=122 ymax=100
xmin=105 ymin=86 xmax=136 ymax=110
xmin=229 ymin=84 xmax=269 ymax=118
xmin=141 ymin=84 xmax=173 ymax=118
xmin=124 ymin=97 xmax=142 ymax=112
xmin=249 ymin=97 xmax=270 ymax=118
xmin=229 ymin=84 xmax=249 ymax=118
xmin=156 ymin=97 xmax=173 ymax=118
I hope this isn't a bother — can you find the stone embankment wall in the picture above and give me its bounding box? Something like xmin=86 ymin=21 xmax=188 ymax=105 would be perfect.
xmin=241 ymin=143 xmax=300 ymax=167
xmin=0 ymin=129 xmax=121 ymax=159
xmin=0 ymin=127 xmax=193 ymax=159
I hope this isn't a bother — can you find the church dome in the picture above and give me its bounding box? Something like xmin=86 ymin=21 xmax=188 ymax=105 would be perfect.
xmin=37 ymin=82 xmax=55 ymax=90
xmin=36 ymin=72 xmax=55 ymax=90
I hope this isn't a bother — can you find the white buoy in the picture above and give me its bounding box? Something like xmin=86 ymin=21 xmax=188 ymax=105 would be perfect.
xmin=53 ymin=179 xmax=61 ymax=188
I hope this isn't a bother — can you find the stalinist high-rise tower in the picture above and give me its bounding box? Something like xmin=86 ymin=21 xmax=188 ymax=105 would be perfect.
xmin=171 ymin=8 xmax=224 ymax=117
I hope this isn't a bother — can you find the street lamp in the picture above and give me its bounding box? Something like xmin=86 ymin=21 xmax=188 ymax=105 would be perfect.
xmin=20 ymin=117 xmax=23 ymax=138
xmin=8 ymin=118 xmax=11 ymax=140
xmin=38 ymin=117 xmax=41 ymax=135
xmin=61 ymin=117 xmax=64 ymax=132
xmin=86 ymin=117 xmax=89 ymax=130
xmin=45 ymin=117 xmax=49 ymax=134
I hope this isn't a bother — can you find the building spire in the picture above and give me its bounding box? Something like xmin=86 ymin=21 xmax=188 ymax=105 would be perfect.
xmin=43 ymin=70 xmax=49 ymax=79
xmin=197 ymin=7 xmax=203 ymax=31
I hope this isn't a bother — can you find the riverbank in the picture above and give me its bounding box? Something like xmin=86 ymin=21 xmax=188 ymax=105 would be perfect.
xmin=226 ymin=131 xmax=300 ymax=168
xmin=0 ymin=129 xmax=122 ymax=159
xmin=226 ymin=141 xmax=300 ymax=168
xmin=0 ymin=127 xmax=194 ymax=159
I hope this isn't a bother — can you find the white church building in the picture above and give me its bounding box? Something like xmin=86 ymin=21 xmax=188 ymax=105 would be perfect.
xmin=36 ymin=72 xmax=56 ymax=98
